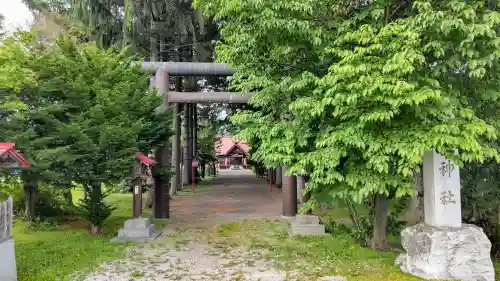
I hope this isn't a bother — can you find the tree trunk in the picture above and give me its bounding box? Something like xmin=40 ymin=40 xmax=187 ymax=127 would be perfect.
xmin=144 ymin=188 xmax=154 ymax=209
xmin=89 ymin=224 xmax=102 ymax=235
xmin=201 ymin=162 xmax=206 ymax=178
xmin=83 ymin=186 xmax=88 ymax=200
xmin=346 ymin=199 xmax=360 ymax=229
xmin=170 ymin=103 xmax=181 ymax=197
xmin=86 ymin=183 xmax=105 ymax=235
xmin=64 ymin=189 xmax=73 ymax=206
xmin=182 ymin=103 xmax=191 ymax=185
xmin=302 ymin=192 xmax=313 ymax=215
xmin=150 ymin=18 xmax=158 ymax=61
xmin=192 ymin=104 xmax=197 ymax=157
xmin=405 ymin=168 xmax=424 ymax=225
xmin=372 ymin=194 xmax=389 ymax=250
xmin=23 ymin=182 xmax=37 ymax=217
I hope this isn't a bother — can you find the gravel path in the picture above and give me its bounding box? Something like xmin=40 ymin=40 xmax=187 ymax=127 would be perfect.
xmin=75 ymin=170 xmax=293 ymax=281
xmin=80 ymin=239 xmax=289 ymax=281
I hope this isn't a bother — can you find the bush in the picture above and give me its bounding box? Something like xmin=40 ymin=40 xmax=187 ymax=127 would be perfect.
xmin=0 ymin=181 xmax=24 ymax=212
xmin=0 ymin=181 xmax=77 ymax=224
xmin=36 ymin=186 xmax=77 ymax=218
xmin=461 ymin=162 xmax=500 ymax=258
xmin=77 ymin=186 xmax=116 ymax=235
xmin=322 ymin=196 xmax=407 ymax=248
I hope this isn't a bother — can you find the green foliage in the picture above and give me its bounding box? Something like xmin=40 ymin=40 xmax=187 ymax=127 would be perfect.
xmin=33 ymin=187 xmax=77 ymax=218
xmin=0 ymin=180 xmax=76 ymax=220
xmin=252 ymin=162 xmax=266 ymax=177
xmin=0 ymin=180 xmax=24 ymax=213
xmin=202 ymin=0 xmax=500 ymax=237
xmin=211 ymin=220 xmax=428 ymax=280
xmin=321 ymin=195 xmax=406 ymax=247
xmin=462 ymin=161 xmax=500 ymax=257
xmin=77 ymin=187 xmax=116 ymax=229
xmin=13 ymin=190 xmax=139 ymax=281
xmin=0 ymin=32 xmax=170 ymax=192
xmin=197 ymin=117 xmax=219 ymax=159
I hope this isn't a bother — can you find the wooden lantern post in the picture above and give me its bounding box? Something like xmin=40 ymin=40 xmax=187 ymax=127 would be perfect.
xmin=132 ymin=152 xmax=156 ymax=218
xmin=131 ymin=161 xmax=143 ymax=218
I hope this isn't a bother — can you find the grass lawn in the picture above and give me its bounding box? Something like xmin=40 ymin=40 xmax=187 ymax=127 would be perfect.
xmin=208 ymin=220 xmax=500 ymax=281
xmin=11 ymin=176 xmax=500 ymax=281
xmin=12 ymin=175 xmax=216 ymax=281
xmin=310 ymin=197 xmax=500 ymax=280
xmin=13 ymin=190 xmax=153 ymax=281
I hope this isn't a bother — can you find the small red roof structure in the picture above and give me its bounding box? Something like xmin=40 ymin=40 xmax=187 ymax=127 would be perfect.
xmin=0 ymin=143 xmax=31 ymax=168
xmin=136 ymin=152 xmax=156 ymax=165
xmin=215 ymin=137 xmax=250 ymax=156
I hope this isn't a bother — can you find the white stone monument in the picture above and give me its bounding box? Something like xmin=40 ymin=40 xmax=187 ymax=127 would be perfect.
xmin=396 ymin=151 xmax=494 ymax=281
xmin=0 ymin=197 xmax=17 ymax=281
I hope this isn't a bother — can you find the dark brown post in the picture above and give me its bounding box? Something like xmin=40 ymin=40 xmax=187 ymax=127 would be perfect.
xmin=282 ymin=166 xmax=297 ymax=217
xmin=187 ymin=104 xmax=193 ymax=183
xmin=182 ymin=103 xmax=191 ymax=186
xmin=193 ymin=104 xmax=197 ymax=156
xmin=270 ymin=168 xmax=276 ymax=184
xmin=276 ymin=166 xmax=282 ymax=187
xmin=192 ymin=104 xmax=197 ymax=183
xmin=153 ymin=68 xmax=170 ymax=219
xmin=132 ymin=161 xmax=143 ymax=218
xmin=154 ymin=146 xmax=170 ymax=219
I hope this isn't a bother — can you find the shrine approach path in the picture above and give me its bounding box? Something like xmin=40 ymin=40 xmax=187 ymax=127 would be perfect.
xmin=168 ymin=168 xmax=283 ymax=228
xmin=79 ymin=169 xmax=295 ymax=281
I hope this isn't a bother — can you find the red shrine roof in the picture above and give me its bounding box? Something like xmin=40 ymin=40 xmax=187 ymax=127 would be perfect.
xmin=136 ymin=152 xmax=156 ymax=165
xmin=0 ymin=143 xmax=31 ymax=168
xmin=216 ymin=137 xmax=250 ymax=156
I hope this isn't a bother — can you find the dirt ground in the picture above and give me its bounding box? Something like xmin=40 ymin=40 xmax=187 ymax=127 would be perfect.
xmin=169 ymin=169 xmax=284 ymax=227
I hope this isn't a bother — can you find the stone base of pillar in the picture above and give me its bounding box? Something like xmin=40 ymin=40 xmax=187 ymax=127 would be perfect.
xmin=396 ymin=223 xmax=494 ymax=281
xmin=289 ymin=215 xmax=328 ymax=236
xmin=0 ymin=238 xmax=17 ymax=281
xmin=111 ymin=218 xmax=161 ymax=243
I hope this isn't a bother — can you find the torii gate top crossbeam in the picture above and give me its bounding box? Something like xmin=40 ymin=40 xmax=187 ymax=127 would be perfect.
xmin=141 ymin=61 xmax=236 ymax=76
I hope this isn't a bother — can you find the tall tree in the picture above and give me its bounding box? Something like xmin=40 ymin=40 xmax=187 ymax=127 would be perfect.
xmin=201 ymin=0 xmax=500 ymax=249
xmin=0 ymin=32 xmax=170 ymax=219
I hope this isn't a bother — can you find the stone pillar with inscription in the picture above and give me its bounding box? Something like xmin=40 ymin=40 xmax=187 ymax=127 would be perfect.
xmin=396 ymin=150 xmax=494 ymax=281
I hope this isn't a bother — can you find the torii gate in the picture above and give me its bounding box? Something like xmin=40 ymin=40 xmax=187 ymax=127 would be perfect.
xmin=141 ymin=62 xmax=298 ymax=219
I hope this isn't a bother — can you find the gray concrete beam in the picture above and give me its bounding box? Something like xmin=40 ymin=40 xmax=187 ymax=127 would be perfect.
xmin=141 ymin=62 xmax=236 ymax=76
xmin=166 ymin=92 xmax=253 ymax=104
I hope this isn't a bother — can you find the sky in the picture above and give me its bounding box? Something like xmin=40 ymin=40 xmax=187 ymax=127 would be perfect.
xmin=1 ymin=0 xmax=33 ymax=31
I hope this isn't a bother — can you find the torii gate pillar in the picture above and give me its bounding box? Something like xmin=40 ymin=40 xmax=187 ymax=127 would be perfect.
xmin=152 ymin=68 xmax=170 ymax=219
